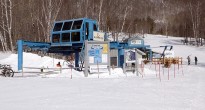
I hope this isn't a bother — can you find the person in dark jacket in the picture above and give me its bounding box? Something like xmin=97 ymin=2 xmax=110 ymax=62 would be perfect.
xmin=187 ymin=56 xmax=191 ymax=65
xmin=194 ymin=56 xmax=198 ymax=65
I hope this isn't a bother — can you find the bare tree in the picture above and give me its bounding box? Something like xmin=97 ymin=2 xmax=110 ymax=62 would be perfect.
xmin=119 ymin=0 xmax=133 ymax=41
xmin=0 ymin=31 xmax=6 ymax=51
xmin=35 ymin=0 xmax=62 ymax=42
xmin=188 ymin=1 xmax=201 ymax=46
xmin=1 ymin=0 xmax=205 ymax=51
xmin=0 ymin=0 xmax=7 ymax=51
xmin=98 ymin=0 xmax=103 ymax=30
xmin=0 ymin=0 xmax=13 ymax=51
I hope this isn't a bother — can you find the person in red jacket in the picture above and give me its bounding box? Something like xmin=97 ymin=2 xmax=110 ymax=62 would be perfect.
xmin=56 ymin=62 xmax=61 ymax=67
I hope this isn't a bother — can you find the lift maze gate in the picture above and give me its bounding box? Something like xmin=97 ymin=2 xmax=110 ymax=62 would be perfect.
xmin=84 ymin=40 xmax=110 ymax=77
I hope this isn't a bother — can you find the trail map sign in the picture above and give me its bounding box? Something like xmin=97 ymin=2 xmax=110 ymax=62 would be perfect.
xmin=84 ymin=40 xmax=110 ymax=76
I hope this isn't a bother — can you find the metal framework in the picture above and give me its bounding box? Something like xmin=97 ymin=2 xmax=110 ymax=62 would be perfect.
xmin=109 ymin=40 xmax=152 ymax=67
xmin=17 ymin=18 xmax=152 ymax=72
xmin=17 ymin=40 xmax=50 ymax=70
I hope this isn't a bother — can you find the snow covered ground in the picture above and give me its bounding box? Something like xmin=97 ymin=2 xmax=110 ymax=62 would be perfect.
xmin=0 ymin=34 xmax=205 ymax=110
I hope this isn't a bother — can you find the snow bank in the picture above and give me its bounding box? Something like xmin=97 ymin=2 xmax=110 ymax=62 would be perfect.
xmin=1 ymin=34 xmax=205 ymax=110
xmin=1 ymin=34 xmax=205 ymax=78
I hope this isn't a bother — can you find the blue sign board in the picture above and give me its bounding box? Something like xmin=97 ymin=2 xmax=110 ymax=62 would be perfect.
xmin=94 ymin=56 xmax=102 ymax=63
xmin=89 ymin=50 xmax=95 ymax=56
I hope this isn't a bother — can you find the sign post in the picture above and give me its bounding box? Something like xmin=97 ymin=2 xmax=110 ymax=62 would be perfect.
xmin=84 ymin=40 xmax=110 ymax=76
xmin=84 ymin=40 xmax=89 ymax=77
xmin=135 ymin=49 xmax=138 ymax=76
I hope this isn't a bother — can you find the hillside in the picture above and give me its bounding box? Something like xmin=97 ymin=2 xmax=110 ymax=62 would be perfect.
xmin=0 ymin=34 xmax=205 ymax=110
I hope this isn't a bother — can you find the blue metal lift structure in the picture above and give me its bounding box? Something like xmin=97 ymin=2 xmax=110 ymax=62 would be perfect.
xmin=18 ymin=18 xmax=152 ymax=71
xmin=109 ymin=41 xmax=152 ymax=67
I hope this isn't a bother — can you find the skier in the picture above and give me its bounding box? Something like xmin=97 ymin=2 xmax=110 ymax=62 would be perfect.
xmin=194 ymin=56 xmax=198 ymax=65
xmin=187 ymin=56 xmax=190 ymax=65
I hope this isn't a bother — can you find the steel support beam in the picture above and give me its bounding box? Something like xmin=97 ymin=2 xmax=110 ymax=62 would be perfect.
xmin=149 ymin=49 xmax=152 ymax=61
xmin=75 ymin=51 xmax=79 ymax=69
xmin=18 ymin=40 xmax=23 ymax=71
xmin=118 ymin=49 xmax=124 ymax=67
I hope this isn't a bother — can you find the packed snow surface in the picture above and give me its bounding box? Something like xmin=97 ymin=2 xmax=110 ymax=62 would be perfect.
xmin=0 ymin=34 xmax=205 ymax=110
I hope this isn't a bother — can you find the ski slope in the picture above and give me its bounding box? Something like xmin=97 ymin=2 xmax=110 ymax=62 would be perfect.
xmin=0 ymin=34 xmax=205 ymax=110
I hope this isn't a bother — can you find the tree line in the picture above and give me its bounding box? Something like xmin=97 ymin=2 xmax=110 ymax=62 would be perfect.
xmin=0 ymin=0 xmax=205 ymax=51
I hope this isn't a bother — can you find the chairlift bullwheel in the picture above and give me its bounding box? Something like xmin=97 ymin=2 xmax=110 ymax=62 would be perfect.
xmin=3 ymin=69 xmax=14 ymax=77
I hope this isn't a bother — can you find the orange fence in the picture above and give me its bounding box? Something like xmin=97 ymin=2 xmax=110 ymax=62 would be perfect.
xmin=151 ymin=57 xmax=183 ymax=65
